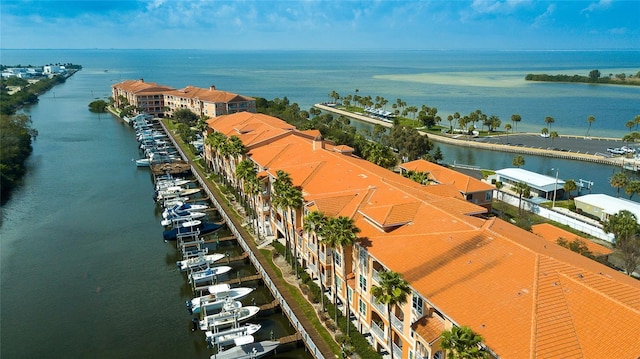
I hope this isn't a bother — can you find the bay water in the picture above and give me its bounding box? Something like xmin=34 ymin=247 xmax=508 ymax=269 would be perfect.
xmin=1 ymin=49 xmax=639 ymax=357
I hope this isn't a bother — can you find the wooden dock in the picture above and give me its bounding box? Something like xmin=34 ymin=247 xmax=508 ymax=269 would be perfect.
xmin=278 ymin=333 xmax=302 ymax=345
xmin=202 ymin=235 xmax=236 ymax=244
xmin=259 ymin=299 xmax=280 ymax=312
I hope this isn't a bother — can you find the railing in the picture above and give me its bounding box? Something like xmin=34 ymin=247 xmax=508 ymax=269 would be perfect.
xmin=393 ymin=343 xmax=403 ymax=359
xmin=391 ymin=314 xmax=404 ymax=332
xmin=319 ymin=250 xmax=327 ymax=263
xmin=371 ymin=321 xmax=386 ymax=340
xmin=372 ymin=269 xmax=380 ymax=283
xmin=371 ymin=294 xmax=386 ymax=314
xmin=308 ymin=241 xmax=317 ymax=254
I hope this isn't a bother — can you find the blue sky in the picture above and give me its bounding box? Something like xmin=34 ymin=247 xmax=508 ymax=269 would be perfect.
xmin=1 ymin=0 xmax=639 ymax=50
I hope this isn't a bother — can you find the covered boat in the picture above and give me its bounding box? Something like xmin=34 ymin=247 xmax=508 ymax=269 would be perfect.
xmin=205 ymin=323 xmax=261 ymax=347
xmin=162 ymin=220 xmax=223 ymax=241
xmin=198 ymin=305 xmax=260 ymax=331
xmin=188 ymin=286 xmax=255 ymax=314
xmin=177 ymin=253 xmax=225 ymax=271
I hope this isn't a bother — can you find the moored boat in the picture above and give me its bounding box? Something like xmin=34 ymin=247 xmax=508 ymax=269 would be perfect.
xmin=177 ymin=253 xmax=225 ymax=271
xmin=162 ymin=220 xmax=223 ymax=241
xmin=210 ymin=339 xmax=280 ymax=359
xmin=188 ymin=286 xmax=255 ymax=314
xmin=198 ymin=305 xmax=260 ymax=331
xmin=205 ymin=323 xmax=261 ymax=347
xmin=188 ymin=265 xmax=233 ymax=285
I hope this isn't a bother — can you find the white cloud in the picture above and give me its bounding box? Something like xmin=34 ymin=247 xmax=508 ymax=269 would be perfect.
xmin=580 ymin=0 xmax=612 ymax=14
xmin=532 ymin=3 xmax=555 ymax=28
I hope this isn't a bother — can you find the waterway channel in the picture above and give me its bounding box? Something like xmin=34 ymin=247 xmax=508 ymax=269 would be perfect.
xmin=0 ymin=72 xmax=312 ymax=358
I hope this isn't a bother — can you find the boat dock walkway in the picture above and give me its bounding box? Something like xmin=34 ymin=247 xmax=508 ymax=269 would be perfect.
xmin=160 ymin=120 xmax=334 ymax=359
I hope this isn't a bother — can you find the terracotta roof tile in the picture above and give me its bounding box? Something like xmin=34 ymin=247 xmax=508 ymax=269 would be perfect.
xmin=412 ymin=315 xmax=446 ymax=344
xmin=531 ymin=223 xmax=613 ymax=257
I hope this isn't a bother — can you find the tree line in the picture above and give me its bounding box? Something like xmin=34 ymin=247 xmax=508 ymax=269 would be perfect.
xmin=0 ymin=113 xmax=38 ymax=202
xmin=525 ymin=69 xmax=640 ymax=86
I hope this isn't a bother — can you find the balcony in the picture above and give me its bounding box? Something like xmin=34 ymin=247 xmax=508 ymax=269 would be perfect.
xmin=391 ymin=314 xmax=404 ymax=332
xmin=319 ymin=250 xmax=327 ymax=264
xmin=308 ymin=241 xmax=317 ymax=253
xmin=371 ymin=321 xmax=386 ymax=340
xmin=372 ymin=269 xmax=381 ymax=283
xmin=371 ymin=295 xmax=386 ymax=315
xmin=392 ymin=343 xmax=403 ymax=359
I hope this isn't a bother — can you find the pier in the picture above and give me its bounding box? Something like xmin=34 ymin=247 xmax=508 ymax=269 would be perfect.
xmin=161 ymin=120 xmax=334 ymax=359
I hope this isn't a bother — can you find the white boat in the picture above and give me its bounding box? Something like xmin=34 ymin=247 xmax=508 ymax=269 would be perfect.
xmin=198 ymin=305 xmax=260 ymax=331
xmin=162 ymin=202 xmax=209 ymax=218
xmin=188 ymin=286 xmax=255 ymax=314
xmin=188 ymin=265 xmax=232 ymax=285
xmin=177 ymin=253 xmax=225 ymax=271
xmin=210 ymin=340 xmax=280 ymax=359
xmin=161 ymin=212 xmax=207 ymax=226
xmin=155 ymin=178 xmax=191 ymax=190
xmin=205 ymin=323 xmax=261 ymax=347
xmin=156 ymin=186 xmax=201 ymax=201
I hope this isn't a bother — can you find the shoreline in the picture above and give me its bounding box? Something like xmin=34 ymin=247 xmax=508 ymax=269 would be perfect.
xmin=314 ymin=104 xmax=638 ymax=170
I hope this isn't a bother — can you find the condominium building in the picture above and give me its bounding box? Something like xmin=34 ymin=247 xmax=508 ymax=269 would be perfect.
xmin=203 ymin=111 xmax=640 ymax=359
xmin=111 ymin=80 xmax=255 ymax=119
xmin=163 ymin=85 xmax=256 ymax=118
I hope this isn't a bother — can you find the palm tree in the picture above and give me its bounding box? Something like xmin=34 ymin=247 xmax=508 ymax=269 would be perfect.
xmin=602 ymin=210 xmax=640 ymax=275
xmin=441 ymin=326 xmax=487 ymax=359
xmin=586 ymin=115 xmax=595 ymax=137
xmin=550 ymin=131 xmax=559 ymax=147
xmin=371 ymin=270 xmax=411 ymax=359
xmin=511 ymin=114 xmax=521 ymax=132
xmin=512 ymin=155 xmax=525 ymax=168
xmin=513 ymin=181 xmax=531 ymax=214
xmin=205 ymin=131 xmax=227 ymax=173
xmin=563 ymin=179 xmax=577 ymax=198
xmin=610 ymin=172 xmax=629 ymax=197
xmin=272 ymin=171 xmax=295 ymax=261
xmin=544 ymin=116 xmax=555 ymax=131
xmin=322 ymin=216 xmax=360 ymax=331
xmin=303 ymin=210 xmax=328 ymax=311
xmin=625 ymin=180 xmax=640 ymax=199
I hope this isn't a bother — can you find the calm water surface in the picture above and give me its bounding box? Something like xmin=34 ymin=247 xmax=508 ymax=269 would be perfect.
xmin=0 ymin=69 xmax=310 ymax=358
xmin=1 ymin=49 xmax=638 ymax=357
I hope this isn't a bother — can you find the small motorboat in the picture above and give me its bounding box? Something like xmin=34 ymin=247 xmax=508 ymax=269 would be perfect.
xmin=162 ymin=202 xmax=209 ymax=218
xmin=198 ymin=305 xmax=260 ymax=331
xmin=162 ymin=220 xmax=223 ymax=241
xmin=155 ymin=186 xmax=201 ymax=201
xmin=188 ymin=265 xmax=232 ymax=285
xmin=188 ymin=286 xmax=255 ymax=314
xmin=205 ymin=323 xmax=261 ymax=347
xmin=161 ymin=211 xmax=207 ymax=226
xmin=177 ymin=253 xmax=225 ymax=271
xmin=210 ymin=339 xmax=280 ymax=359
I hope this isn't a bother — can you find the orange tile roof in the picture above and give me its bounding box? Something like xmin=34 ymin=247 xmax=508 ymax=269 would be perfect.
xmin=112 ymin=79 xmax=174 ymax=94
xmin=206 ymin=112 xmax=640 ymax=358
xmin=165 ymin=85 xmax=253 ymax=103
xmin=400 ymin=159 xmax=494 ymax=194
xmin=412 ymin=316 xmax=446 ymax=344
xmin=531 ymin=223 xmax=614 ymax=257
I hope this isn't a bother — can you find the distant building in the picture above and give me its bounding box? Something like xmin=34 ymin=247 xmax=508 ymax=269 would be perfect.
xmin=43 ymin=65 xmax=65 ymax=75
xmin=111 ymin=79 xmax=176 ymax=118
xmin=163 ymin=85 xmax=255 ymax=118
xmin=111 ymin=81 xmax=255 ymax=119
xmin=495 ymin=167 xmax=565 ymax=201
xmin=574 ymin=193 xmax=640 ymax=223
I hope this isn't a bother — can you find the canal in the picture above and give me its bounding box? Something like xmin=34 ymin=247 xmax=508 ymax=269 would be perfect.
xmin=0 ymin=72 xmax=312 ymax=358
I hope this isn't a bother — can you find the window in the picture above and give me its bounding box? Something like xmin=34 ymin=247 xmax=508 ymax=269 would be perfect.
xmin=359 ymin=298 xmax=367 ymax=316
xmin=412 ymin=294 xmax=423 ymax=316
xmin=334 ymin=252 xmax=342 ymax=268
xmin=359 ymin=274 xmax=367 ymax=292
xmin=433 ymin=351 xmax=443 ymax=359
xmin=485 ymin=191 xmax=492 ymax=201
xmin=359 ymin=248 xmax=368 ymax=270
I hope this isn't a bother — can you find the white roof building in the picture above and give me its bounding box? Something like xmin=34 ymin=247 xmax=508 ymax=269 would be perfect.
xmin=495 ymin=168 xmax=565 ymax=199
xmin=574 ymin=193 xmax=640 ymax=223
